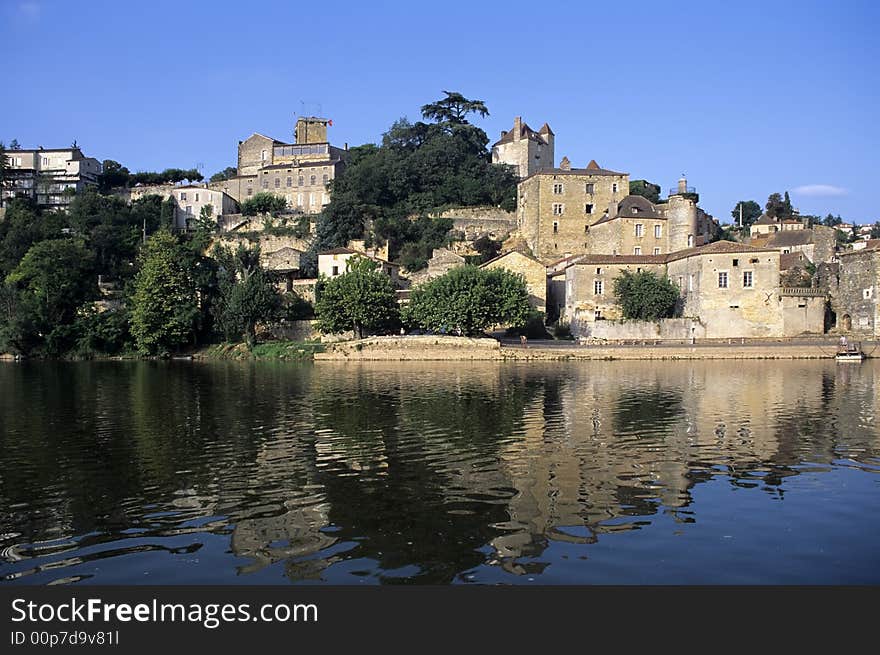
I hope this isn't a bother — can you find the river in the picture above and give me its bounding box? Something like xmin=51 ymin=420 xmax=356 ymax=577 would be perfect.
xmin=1 ymin=359 xmax=878 ymax=584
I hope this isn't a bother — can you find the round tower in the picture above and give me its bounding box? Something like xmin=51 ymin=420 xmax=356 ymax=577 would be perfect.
xmin=667 ymin=176 xmax=698 ymax=252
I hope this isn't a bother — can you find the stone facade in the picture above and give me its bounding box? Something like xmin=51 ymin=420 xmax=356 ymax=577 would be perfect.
xmin=480 ymin=250 xmax=548 ymax=313
xmin=750 ymin=225 xmax=837 ymax=265
xmin=836 ymin=246 xmax=879 ymax=336
xmin=318 ymin=247 xmax=400 ymax=286
xmin=435 ymin=206 xmax=518 ymax=242
xmin=409 ymin=248 xmax=465 ymax=285
xmin=518 ymin=159 xmax=630 ymax=261
xmin=564 ymin=255 xmax=667 ymax=323
xmin=491 ymin=116 xmax=554 ymax=178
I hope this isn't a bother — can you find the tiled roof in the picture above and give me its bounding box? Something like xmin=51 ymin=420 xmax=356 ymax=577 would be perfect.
xmin=665 ymin=240 xmax=778 ymax=263
xmin=319 ymin=247 xmax=358 ymax=255
xmin=522 ymin=161 xmax=627 ymax=181
xmin=479 ymin=249 xmax=543 ymax=268
xmin=492 ymin=121 xmax=547 ymax=146
xmin=766 ymin=230 xmax=813 ymax=247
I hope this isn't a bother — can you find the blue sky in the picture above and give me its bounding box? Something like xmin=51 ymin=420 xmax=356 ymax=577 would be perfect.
xmin=2 ymin=0 xmax=878 ymax=224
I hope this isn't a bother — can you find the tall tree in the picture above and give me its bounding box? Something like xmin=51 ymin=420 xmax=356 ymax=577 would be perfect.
xmin=613 ymin=270 xmax=679 ymax=320
xmin=98 ymin=159 xmax=131 ymax=192
xmin=315 ymin=256 xmax=399 ymax=338
xmin=765 ymin=193 xmax=789 ymax=219
xmin=209 ymin=166 xmax=238 ymax=183
xmin=731 ymin=200 xmax=762 ymax=227
xmin=630 ymin=180 xmax=661 ymax=204
xmin=211 ymin=243 xmax=281 ymax=347
xmin=870 ymin=221 xmax=880 ymax=239
xmin=420 ymin=91 xmax=489 ymax=125
xmin=130 ymin=231 xmax=200 ymax=355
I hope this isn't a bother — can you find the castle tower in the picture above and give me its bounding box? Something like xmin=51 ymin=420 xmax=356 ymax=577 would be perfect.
xmin=294 ymin=116 xmax=329 ymax=145
xmin=492 ymin=116 xmax=555 ymax=178
xmin=667 ymin=176 xmax=699 ymax=252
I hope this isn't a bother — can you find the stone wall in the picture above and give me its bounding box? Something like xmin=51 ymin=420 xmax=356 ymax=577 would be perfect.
xmin=565 ymin=260 xmax=666 ymax=322
xmin=238 ymin=134 xmax=275 ymax=176
xmin=258 ymin=319 xmax=318 ymax=342
xmin=433 ymin=206 xmax=517 ymax=242
xmin=480 ymin=251 xmax=547 ymax=313
xmin=572 ymin=318 xmax=706 ymax=341
xmin=837 ymin=249 xmax=879 ymax=336
xmin=781 ymin=293 xmax=827 ymax=336
xmin=316 ymin=335 xmax=503 ymax=361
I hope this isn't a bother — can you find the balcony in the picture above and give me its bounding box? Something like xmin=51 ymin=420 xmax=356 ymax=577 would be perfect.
xmin=668 ymin=186 xmax=697 ymax=196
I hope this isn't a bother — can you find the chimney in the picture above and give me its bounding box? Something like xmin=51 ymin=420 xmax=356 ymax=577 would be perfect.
xmin=559 ymin=156 xmax=571 ymax=171
xmin=513 ymin=116 xmax=522 ymax=140
xmin=344 ymin=143 xmax=348 ymax=150
xmin=608 ymin=199 xmax=618 ymax=219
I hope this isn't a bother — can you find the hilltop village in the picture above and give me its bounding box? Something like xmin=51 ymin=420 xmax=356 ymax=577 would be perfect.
xmin=1 ymin=97 xmax=879 ymax=357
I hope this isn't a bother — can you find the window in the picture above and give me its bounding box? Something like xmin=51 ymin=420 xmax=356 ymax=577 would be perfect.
xmin=596 ymin=268 xmax=602 ymax=275
xmin=180 ymin=192 xmax=187 ymax=201
xmin=635 ymin=224 xmax=644 ymax=237
xmin=275 ymin=178 xmax=281 ymax=188
xmin=310 ymin=193 xmax=316 ymax=206
xmin=185 ymin=205 xmax=192 ymax=214
xmin=688 ymin=234 xmax=694 ymax=247
xmin=631 ymin=206 xmax=640 ymax=214
xmin=612 ymin=183 xmax=618 ymax=193
xmin=42 ymin=157 xmax=49 ymax=166
xmin=595 ymin=310 xmax=602 ymax=320
xmin=553 ymin=222 xmax=558 ymax=233
xmin=323 ymin=174 xmax=329 ymax=184
xmin=195 ymin=193 xmax=200 ymax=202
xmin=864 ymin=287 xmax=873 ymax=300
xmin=653 ymin=247 xmax=661 ymax=255
xmin=298 ymin=176 xmax=304 ymax=186
xmin=678 ymin=276 xmax=684 ymax=289
xmin=310 ymin=175 xmax=316 ymax=185
xmin=688 ymin=274 xmax=694 ymax=291
xmin=732 ymin=258 xmax=739 ymax=267
xmin=584 ymin=224 xmax=590 ymax=233
xmin=594 ymin=280 xmax=604 ymax=295
xmin=553 ymin=183 xmax=564 ymax=194
xmin=332 ymin=266 xmax=339 ymax=276
xmin=718 ymin=272 xmax=729 ymax=288
xmin=552 ymin=203 xmax=564 ymax=215
xmin=286 ymin=176 xmax=292 ymax=187
xmin=261 ymin=150 xmax=267 ymax=161
xmin=297 ymin=193 xmax=303 ymax=206
xmin=585 ymin=204 xmax=593 ymax=214
xmin=743 ymin=271 xmax=753 ymax=288
xmin=247 ymin=187 xmax=253 ymax=196
xmin=750 ymin=258 xmax=759 ymax=264
xmin=262 ymin=179 xmax=268 ymax=189
xmin=634 ymin=247 xmax=642 ymax=255
xmin=654 ymin=224 xmax=662 ymax=238
xmin=585 ymin=183 xmax=594 ymax=194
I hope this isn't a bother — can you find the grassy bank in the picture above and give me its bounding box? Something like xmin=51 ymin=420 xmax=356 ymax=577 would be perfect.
xmin=197 ymin=341 xmax=325 ymax=361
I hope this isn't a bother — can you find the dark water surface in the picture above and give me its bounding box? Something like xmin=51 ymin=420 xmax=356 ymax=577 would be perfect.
xmin=1 ymin=359 xmax=878 ymax=585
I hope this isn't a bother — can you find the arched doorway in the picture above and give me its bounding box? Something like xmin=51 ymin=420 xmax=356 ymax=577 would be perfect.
xmin=841 ymin=314 xmax=852 ymax=331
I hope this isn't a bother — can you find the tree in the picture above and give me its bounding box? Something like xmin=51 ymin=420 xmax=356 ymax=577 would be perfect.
xmin=629 ymin=180 xmax=661 ymax=204
xmin=731 ymin=200 xmax=762 ymax=227
xmin=822 ymin=213 xmax=842 ymax=228
xmin=404 ymin=265 xmax=531 ymax=336
xmin=420 ymin=90 xmax=489 ymax=125
xmin=8 ymin=139 xmax=21 ymax=150
xmin=241 ymin=192 xmax=287 ymax=216
xmin=5 ymin=239 xmax=96 ymax=355
xmin=98 ymin=159 xmax=131 ymax=192
xmin=209 ymin=166 xmax=238 ymax=183
xmin=315 ymin=256 xmax=399 ymax=338
xmin=130 ymin=231 xmax=200 ymax=355
xmin=211 ymin=243 xmax=281 ymax=347
xmin=765 ymin=193 xmax=791 ymax=220
xmin=613 ymin=270 xmax=679 ymax=321
xmin=870 ymin=221 xmax=880 ymax=239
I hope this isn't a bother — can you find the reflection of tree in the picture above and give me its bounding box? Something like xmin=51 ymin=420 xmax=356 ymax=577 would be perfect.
xmin=612 ymin=386 xmax=684 ymax=437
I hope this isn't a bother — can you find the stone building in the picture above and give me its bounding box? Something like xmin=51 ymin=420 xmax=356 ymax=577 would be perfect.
xmin=518 ymin=163 xmax=716 ymax=263
xmin=2 ymin=145 xmax=101 ymax=210
xmin=557 ymin=241 xmax=826 ymax=339
xmin=749 ymin=213 xmax=806 ymax=237
xmin=750 ymin=225 xmax=837 ymax=265
xmin=491 ymin=116 xmax=554 ymax=178
xmin=836 ymin=244 xmax=879 ymax=336
xmin=129 ymin=184 xmax=239 ymax=230
xmin=211 ymin=116 xmax=349 ymax=214
xmin=479 ymin=250 xmax=548 ymax=313
xmin=318 ymin=247 xmax=400 ymax=286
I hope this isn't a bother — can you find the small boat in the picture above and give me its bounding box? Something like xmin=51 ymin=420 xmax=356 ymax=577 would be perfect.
xmin=836 ymin=341 xmax=864 ymax=362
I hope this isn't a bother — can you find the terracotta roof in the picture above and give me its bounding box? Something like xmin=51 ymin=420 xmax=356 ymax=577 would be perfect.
xmin=752 ymin=213 xmax=777 ymax=225
xmin=571 ymin=254 xmax=668 ymax=265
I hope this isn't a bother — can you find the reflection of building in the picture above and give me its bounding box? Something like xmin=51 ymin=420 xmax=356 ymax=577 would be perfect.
xmin=2 ymin=146 xmax=101 ymax=209
xmin=837 ymin=243 xmax=879 ymax=336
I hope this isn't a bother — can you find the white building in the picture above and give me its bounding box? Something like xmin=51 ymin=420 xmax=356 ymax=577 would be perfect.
xmin=2 ymin=146 xmax=101 ymax=209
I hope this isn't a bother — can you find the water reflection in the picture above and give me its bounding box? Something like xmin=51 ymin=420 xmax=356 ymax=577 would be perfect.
xmin=1 ymin=359 xmax=878 ymax=584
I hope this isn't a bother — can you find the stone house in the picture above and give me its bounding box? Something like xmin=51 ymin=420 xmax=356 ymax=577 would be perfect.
xmin=479 ymin=250 xmax=548 ymax=313
xmin=749 ymin=213 xmax=806 ymax=237
xmin=491 ymin=116 xmax=555 ymax=178
xmin=836 ymin=244 xmax=879 ymax=336
xmin=318 ymin=248 xmax=400 ymax=286
xmin=557 ymin=241 xmax=826 ymax=339
xmin=750 ymin=225 xmax=837 ymax=265
xmin=409 ymin=248 xmax=466 ymax=285
xmin=168 ymin=186 xmax=239 ymax=230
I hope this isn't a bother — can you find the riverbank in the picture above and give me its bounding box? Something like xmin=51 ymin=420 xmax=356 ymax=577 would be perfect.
xmin=194 ymin=341 xmax=325 ymax=361
xmin=315 ymin=335 xmax=878 ymax=361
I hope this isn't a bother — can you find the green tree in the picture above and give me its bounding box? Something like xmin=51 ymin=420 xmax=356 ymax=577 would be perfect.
xmin=241 ymin=192 xmax=286 ymax=216
xmin=420 ymin=90 xmax=489 ymax=125
xmin=822 ymin=213 xmax=842 ymax=228
xmin=765 ymin=193 xmax=790 ymax=220
xmin=629 ymin=180 xmax=661 ymax=204
xmin=211 ymin=243 xmax=281 ymax=347
xmin=870 ymin=221 xmax=880 ymax=239
xmin=315 ymin=256 xmax=399 ymax=338
xmin=5 ymin=239 xmax=96 ymax=355
xmin=209 ymin=166 xmax=238 ymax=183
xmin=732 ymin=200 xmax=762 ymax=227
xmin=404 ymin=265 xmax=530 ymax=336
xmin=130 ymin=231 xmax=200 ymax=355
xmin=613 ymin=270 xmax=679 ymax=320
xmin=98 ymin=159 xmax=131 ymax=192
